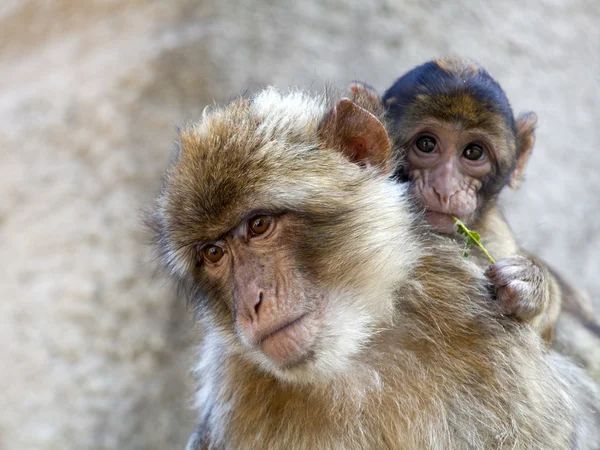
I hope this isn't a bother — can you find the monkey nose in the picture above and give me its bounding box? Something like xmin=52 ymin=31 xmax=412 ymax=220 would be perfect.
xmin=254 ymin=291 xmax=264 ymax=318
xmin=239 ymin=290 xmax=264 ymax=323
xmin=433 ymin=186 xmax=452 ymax=208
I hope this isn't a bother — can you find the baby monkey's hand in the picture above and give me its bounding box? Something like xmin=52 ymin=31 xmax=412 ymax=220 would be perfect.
xmin=485 ymin=255 xmax=549 ymax=322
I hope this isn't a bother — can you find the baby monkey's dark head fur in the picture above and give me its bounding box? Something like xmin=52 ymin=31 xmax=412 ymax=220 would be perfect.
xmin=382 ymin=57 xmax=537 ymax=231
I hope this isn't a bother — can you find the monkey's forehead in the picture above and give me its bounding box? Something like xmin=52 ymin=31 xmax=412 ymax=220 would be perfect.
xmin=156 ymin=89 xmax=371 ymax=243
xmin=385 ymin=89 xmax=514 ymax=135
xmin=406 ymin=92 xmax=512 ymax=134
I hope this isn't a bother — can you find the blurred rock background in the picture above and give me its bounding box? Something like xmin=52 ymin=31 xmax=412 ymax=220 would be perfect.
xmin=1 ymin=0 xmax=598 ymax=448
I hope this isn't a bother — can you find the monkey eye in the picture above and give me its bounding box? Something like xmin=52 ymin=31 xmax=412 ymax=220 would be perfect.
xmin=415 ymin=136 xmax=436 ymax=153
xmin=202 ymin=245 xmax=225 ymax=264
xmin=462 ymin=144 xmax=484 ymax=161
xmin=249 ymin=215 xmax=273 ymax=236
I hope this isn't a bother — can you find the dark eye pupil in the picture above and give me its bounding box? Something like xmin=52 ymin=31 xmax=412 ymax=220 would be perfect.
xmin=416 ymin=136 xmax=436 ymax=153
xmin=463 ymin=145 xmax=483 ymax=160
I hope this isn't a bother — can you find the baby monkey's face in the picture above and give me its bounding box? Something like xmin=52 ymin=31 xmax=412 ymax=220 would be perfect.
xmin=404 ymin=120 xmax=495 ymax=233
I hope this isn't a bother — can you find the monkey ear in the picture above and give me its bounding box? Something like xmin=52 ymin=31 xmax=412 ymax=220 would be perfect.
xmin=509 ymin=111 xmax=538 ymax=189
xmin=348 ymin=82 xmax=384 ymax=115
xmin=319 ymin=98 xmax=392 ymax=173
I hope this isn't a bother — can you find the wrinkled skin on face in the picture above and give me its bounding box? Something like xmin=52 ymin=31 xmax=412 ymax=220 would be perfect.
xmin=405 ymin=120 xmax=494 ymax=233
xmin=198 ymin=213 xmax=323 ymax=368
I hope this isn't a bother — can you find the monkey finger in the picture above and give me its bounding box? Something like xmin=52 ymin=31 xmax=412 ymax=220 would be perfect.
xmin=497 ymin=280 xmax=542 ymax=321
xmin=487 ymin=258 xmax=539 ymax=286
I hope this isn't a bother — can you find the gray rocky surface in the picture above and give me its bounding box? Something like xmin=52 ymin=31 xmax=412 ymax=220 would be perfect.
xmin=1 ymin=1 xmax=598 ymax=448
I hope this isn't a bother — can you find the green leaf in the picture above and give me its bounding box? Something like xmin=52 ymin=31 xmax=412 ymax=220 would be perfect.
xmin=452 ymin=216 xmax=495 ymax=264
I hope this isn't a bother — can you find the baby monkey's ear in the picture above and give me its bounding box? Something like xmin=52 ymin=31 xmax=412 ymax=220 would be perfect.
xmin=319 ymin=98 xmax=392 ymax=174
xmin=509 ymin=111 xmax=538 ymax=189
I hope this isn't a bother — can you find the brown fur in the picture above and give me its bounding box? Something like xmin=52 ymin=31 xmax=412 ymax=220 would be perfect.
xmin=150 ymin=88 xmax=599 ymax=449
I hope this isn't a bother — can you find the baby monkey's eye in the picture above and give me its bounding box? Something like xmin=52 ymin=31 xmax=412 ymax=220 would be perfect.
xmin=463 ymin=144 xmax=484 ymax=161
xmin=249 ymin=215 xmax=273 ymax=236
xmin=203 ymin=245 xmax=225 ymax=263
xmin=415 ymin=136 xmax=436 ymax=153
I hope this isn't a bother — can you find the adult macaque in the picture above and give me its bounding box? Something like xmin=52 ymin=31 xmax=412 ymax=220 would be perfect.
xmin=149 ymin=88 xmax=599 ymax=449
xmin=375 ymin=57 xmax=598 ymax=347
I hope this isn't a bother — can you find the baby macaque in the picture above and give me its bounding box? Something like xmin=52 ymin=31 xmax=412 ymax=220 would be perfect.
xmin=378 ymin=57 xmax=598 ymax=347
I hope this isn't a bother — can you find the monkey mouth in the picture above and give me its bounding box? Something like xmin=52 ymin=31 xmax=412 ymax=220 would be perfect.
xmin=258 ymin=313 xmax=309 ymax=344
xmin=424 ymin=209 xmax=458 ymax=233
xmin=258 ymin=313 xmax=316 ymax=366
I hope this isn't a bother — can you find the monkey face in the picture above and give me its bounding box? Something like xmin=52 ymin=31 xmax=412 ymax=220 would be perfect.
xmin=404 ymin=120 xmax=495 ymax=233
xmin=196 ymin=213 xmax=323 ymax=369
xmin=151 ymin=90 xmax=417 ymax=383
xmin=382 ymin=57 xmax=537 ymax=234
xmin=187 ymin=200 xmax=412 ymax=384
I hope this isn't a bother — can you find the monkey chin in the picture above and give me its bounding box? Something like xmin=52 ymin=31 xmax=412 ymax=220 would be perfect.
xmin=246 ymin=291 xmax=384 ymax=385
xmin=258 ymin=313 xmax=316 ymax=368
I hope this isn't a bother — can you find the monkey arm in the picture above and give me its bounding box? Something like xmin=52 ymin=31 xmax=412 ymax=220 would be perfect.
xmin=475 ymin=207 xmax=600 ymax=352
xmin=527 ymin=256 xmax=563 ymax=346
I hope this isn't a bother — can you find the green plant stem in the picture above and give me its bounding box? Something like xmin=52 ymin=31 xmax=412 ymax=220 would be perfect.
xmin=473 ymin=239 xmax=495 ymax=264
xmin=452 ymin=216 xmax=496 ymax=264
